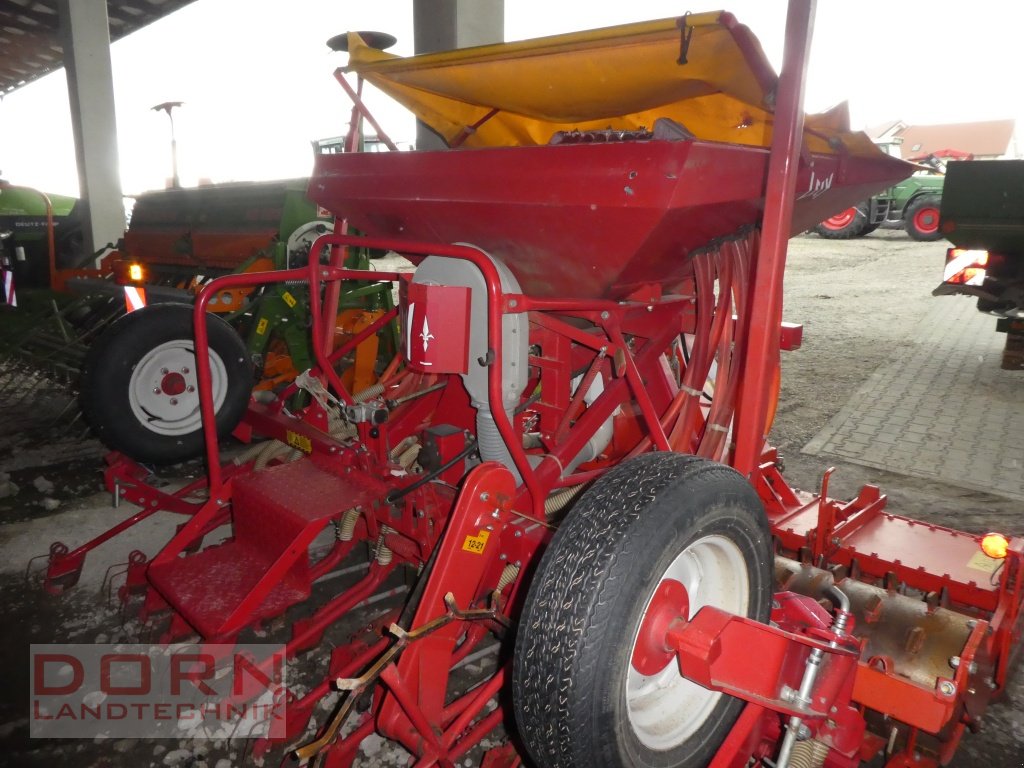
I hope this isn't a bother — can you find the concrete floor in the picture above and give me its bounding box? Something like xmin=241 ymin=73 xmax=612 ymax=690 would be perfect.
xmin=804 ymin=294 xmax=1024 ymax=501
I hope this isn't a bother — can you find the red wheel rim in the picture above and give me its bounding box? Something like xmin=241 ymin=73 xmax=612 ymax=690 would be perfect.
xmin=913 ymin=206 xmax=939 ymax=233
xmin=822 ymin=207 xmax=857 ymax=230
xmin=630 ymin=578 xmax=689 ymax=676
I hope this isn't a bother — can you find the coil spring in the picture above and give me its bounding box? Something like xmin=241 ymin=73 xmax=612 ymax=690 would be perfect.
xmin=335 ymin=508 xmax=360 ymax=541
xmin=396 ymin=443 xmax=421 ymax=469
xmin=788 ymin=739 xmax=830 ymax=768
xmin=543 ymin=484 xmax=585 ymax=518
xmin=375 ymin=525 xmax=395 ymax=566
xmin=389 ymin=436 xmax=417 ymax=460
xmin=354 ymin=381 xmax=386 ymax=403
xmin=496 ymin=563 xmax=520 ymax=592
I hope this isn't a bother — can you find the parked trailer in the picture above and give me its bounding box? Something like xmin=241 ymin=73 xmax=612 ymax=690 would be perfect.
xmin=37 ymin=8 xmax=1023 ymax=768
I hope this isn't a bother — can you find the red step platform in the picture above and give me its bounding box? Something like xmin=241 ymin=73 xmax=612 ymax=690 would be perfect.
xmin=148 ymin=458 xmax=378 ymax=639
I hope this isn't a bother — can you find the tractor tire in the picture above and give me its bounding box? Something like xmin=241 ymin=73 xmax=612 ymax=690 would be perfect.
xmin=513 ymin=452 xmax=772 ymax=768
xmin=813 ymin=203 xmax=870 ymax=239
xmin=904 ymin=196 xmax=943 ymax=241
xmin=55 ymin=224 xmax=85 ymax=270
xmin=80 ymin=303 xmax=253 ymax=465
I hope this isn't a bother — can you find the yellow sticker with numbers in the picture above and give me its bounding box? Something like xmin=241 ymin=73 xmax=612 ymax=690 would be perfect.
xmin=966 ymin=550 xmax=1001 ymax=574
xmin=282 ymin=291 xmax=297 ymax=308
xmin=462 ymin=530 xmax=490 ymax=555
xmin=256 ymin=318 xmax=269 ymax=335
xmin=286 ymin=430 xmax=312 ymax=453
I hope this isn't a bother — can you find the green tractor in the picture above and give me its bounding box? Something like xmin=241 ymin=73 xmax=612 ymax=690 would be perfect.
xmin=0 ymin=178 xmax=84 ymax=288
xmin=814 ymin=169 xmax=945 ymax=241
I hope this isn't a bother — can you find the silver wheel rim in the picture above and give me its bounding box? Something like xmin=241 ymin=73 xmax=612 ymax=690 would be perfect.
xmin=127 ymin=340 xmax=229 ymax=437
xmin=626 ymin=534 xmax=750 ymax=751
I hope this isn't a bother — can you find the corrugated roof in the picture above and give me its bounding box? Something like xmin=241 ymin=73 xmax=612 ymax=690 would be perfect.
xmin=896 ymin=119 xmax=1016 ymax=159
xmin=0 ymin=0 xmax=197 ymax=95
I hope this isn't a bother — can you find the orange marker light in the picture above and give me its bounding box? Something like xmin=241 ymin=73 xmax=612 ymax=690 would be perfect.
xmin=981 ymin=533 xmax=1009 ymax=560
xmin=128 ymin=263 xmax=144 ymax=282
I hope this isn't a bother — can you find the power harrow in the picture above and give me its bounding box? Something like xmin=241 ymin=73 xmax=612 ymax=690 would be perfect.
xmin=35 ymin=7 xmax=1024 ymax=768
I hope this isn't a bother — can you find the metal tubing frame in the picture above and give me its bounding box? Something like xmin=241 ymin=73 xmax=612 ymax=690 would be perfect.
xmin=266 ymin=305 xmax=398 ymax=406
xmin=733 ymin=0 xmax=817 ymax=476
xmin=40 ymin=455 xmax=246 ymax=590
xmin=333 ymin=71 xmax=400 ymax=152
xmin=191 ymin=262 xmax=400 ymax=490
xmin=192 ymin=235 xmax=550 ymax=515
xmin=193 ymin=231 xmax=723 ymax=526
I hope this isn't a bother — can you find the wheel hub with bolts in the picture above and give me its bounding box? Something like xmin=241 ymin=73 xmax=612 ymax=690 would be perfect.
xmin=129 ymin=340 xmax=229 ymax=436
xmin=159 ymin=370 xmax=188 ymax=396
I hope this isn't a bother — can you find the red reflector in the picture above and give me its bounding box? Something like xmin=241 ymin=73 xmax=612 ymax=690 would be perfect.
xmin=780 ymin=322 xmax=803 ymax=351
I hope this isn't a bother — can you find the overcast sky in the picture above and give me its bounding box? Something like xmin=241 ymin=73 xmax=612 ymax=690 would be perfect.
xmin=1 ymin=0 xmax=1022 ymax=196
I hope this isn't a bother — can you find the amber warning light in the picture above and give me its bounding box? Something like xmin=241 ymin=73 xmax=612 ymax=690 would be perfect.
xmin=128 ymin=263 xmax=144 ymax=282
xmin=981 ymin=532 xmax=1009 ymax=560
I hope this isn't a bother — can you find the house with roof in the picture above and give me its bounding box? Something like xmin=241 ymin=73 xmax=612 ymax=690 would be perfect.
xmin=865 ymin=119 xmax=1018 ymax=161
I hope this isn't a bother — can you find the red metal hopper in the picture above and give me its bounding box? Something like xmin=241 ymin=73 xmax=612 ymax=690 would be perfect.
xmin=309 ymin=14 xmax=911 ymax=298
xmin=310 ymin=140 xmax=908 ymax=299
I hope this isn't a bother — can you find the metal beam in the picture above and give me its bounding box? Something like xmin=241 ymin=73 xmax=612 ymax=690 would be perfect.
xmin=733 ymin=0 xmax=817 ymax=476
xmin=412 ymin=0 xmax=503 ymax=150
xmin=57 ymin=0 xmax=124 ymax=259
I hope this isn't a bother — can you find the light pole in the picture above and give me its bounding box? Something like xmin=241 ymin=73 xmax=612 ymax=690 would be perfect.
xmin=151 ymin=101 xmax=184 ymax=188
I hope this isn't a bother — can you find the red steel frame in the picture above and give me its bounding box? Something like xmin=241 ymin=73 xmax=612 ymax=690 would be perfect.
xmin=168 ymin=227 xmax=778 ymax=764
xmin=732 ymin=0 xmax=814 ymax=477
xmin=170 ymin=224 xmax=1023 ymax=766
xmin=37 ymin=3 xmax=1024 ymax=766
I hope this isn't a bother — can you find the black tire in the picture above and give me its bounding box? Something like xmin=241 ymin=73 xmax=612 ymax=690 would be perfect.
xmin=55 ymin=224 xmax=85 ymax=270
xmin=813 ymin=203 xmax=869 ymax=239
xmin=904 ymin=196 xmax=943 ymax=241
xmin=80 ymin=303 xmax=253 ymax=464
xmin=513 ymin=453 xmax=772 ymax=768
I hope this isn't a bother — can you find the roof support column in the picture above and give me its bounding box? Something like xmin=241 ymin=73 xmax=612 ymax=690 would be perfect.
xmin=413 ymin=0 xmax=503 ymax=150
xmin=58 ymin=0 xmax=124 ymax=258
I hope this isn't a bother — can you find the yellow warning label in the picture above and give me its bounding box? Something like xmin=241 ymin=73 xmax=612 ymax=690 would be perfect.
xmin=966 ymin=550 xmax=1002 ymax=574
xmin=256 ymin=318 xmax=269 ymax=335
xmin=286 ymin=430 xmax=312 ymax=454
xmin=282 ymin=291 xmax=297 ymax=308
xmin=462 ymin=530 xmax=490 ymax=555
